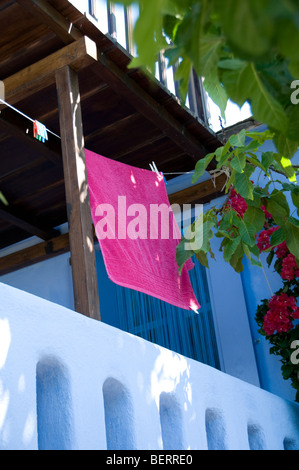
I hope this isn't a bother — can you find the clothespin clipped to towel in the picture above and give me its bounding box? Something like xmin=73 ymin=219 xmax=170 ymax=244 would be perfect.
xmin=190 ymin=305 xmax=199 ymax=315
xmin=150 ymin=162 xmax=167 ymax=185
xmin=33 ymin=120 xmax=48 ymax=143
xmin=149 ymin=161 xmax=160 ymax=176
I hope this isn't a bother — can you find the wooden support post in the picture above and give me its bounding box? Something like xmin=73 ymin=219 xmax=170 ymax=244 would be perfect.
xmin=56 ymin=65 xmax=100 ymax=321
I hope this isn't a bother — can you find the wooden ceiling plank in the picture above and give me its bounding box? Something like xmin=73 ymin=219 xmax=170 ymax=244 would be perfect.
xmin=92 ymin=52 xmax=210 ymax=162
xmin=168 ymin=173 xmax=227 ymax=206
xmin=3 ymin=36 xmax=97 ymax=106
xmin=0 ymin=232 xmax=70 ymax=276
xmin=109 ymin=133 xmax=165 ymax=160
xmin=0 ymin=203 xmax=60 ymax=240
xmin=85 ymin=112 xmax=140 ymax=144
xmin=0 ymin=156 xmax=45 ymax=182
xmin=16 ymin=0 xmax=82 ymax=44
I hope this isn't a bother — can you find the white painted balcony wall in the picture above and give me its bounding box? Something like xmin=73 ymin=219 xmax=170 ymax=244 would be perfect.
xmin=0 ymin=282 xmax=298 ymax=450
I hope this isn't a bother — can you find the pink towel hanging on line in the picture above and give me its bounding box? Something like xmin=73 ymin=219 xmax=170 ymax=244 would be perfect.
xmin=85 ymin=149 xmax=200 ymax=312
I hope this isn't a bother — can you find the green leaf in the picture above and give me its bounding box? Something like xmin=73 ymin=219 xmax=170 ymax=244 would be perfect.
xmin=243 ymin=206 xmax=265 ymax=233
xmin=246 ymin=154 xmax=268 ymax=175
xmin=250 ymin=258 xmax=263 ymax=268
xmin=273 ymin=154 xmax=297 ymax=183
xmin=284 ymin=222 xmax=299 ymax=259
xmin=234 ymin=164 xmax=255 ymax=200
xmin=229 ymin=150 xmax=246 ymax=173
xmin=229 ymin=244 xmax=244 ymax=273
xmin=269 ymin=227 xmax=285 ymax=248
xmin=195 ymin=250 xmax=209 ymax=268
xmin=216 ymin=0 xmax=274 ymax=58
xmin=229 ymin=129 xmax=246 ymax=148
xmin=176 ymin=238 xmax=194 ymax=275
xmin=218 ymin=58 xmax=247 ymax=70
xmin=286 ymin=104 xmax=299 ymax=143
xmin=239 ymin=219 xmax=257 ymax=246
xmin=291 ymin=186 xmax=299 ymax=209
xmin=246 ymin=191 xmax=262 ymax=209
xmin=246 ymin=130 xmax=275 ymax=145
xmin=198 ymin=34 xmax=223 ymax=77
xmin=174 ymin=56 xmax=193 ymax=102
xmin=173 ymin=2 xmax=202 ymax=70
xmin=192 ymin=153 xmax=215 ymax=183
xmin=131 ymin=1 xmax=167 ymax=72
xmin=249 ymin=243 xmax=260 ymax=258
xmin=163 ymin=14 xmax=180 ymax=41
xmin=267 ymin=190 xmax=290 ymax=224
xmin=288 ymin=216 xmax=299 ymax=227
xmin=266 ymin=250 xmax=275 ymax=267
xmin=201 ymin=218 xmax=216 ymax=253
xmin=203 ymin=70 xmax=228 ymax=119
xmin=221 ymin=63 xmax=288 ymax=132
xmin=261 ymin=151 xmax=275 ymax=171
xmin=274 ymin=132 xmax=299 ymax=160
xmin=223 ymin=236 xmax=241 ymax=263
xmin=282 ymin=363 xmax=294 ymax=380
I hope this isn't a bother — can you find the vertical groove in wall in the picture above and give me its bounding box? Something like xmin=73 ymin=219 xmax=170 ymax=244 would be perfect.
xmin=247 ymin=423 xmax=266 ymax=450
xmin=36 ymin=356 xmax=74 ymax=450
xmin=102 ymin=377 xmax=136 ymax=450
xmin=205 ymin=408 xmax=228 ymax=450
xmin=159 ymin=392 xmax=185 ymax=450
xmin=283 ymin=437 xmax=298 ymax=450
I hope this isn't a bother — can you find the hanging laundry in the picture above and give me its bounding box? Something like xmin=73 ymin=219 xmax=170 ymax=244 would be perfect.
xmin=85 ymin=149 xmax=200 ymax=312
xmin=33 ymin=120 xmax=48 ymax=143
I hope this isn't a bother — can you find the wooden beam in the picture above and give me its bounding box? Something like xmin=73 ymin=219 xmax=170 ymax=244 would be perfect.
xmin=3 ymin=36 xmax=97 ymax=106
xmin=0 ymin=233 xmax=70 ymax=276
xmin=92 ymin=52 xmax=211 ymax=161
xmin=16 ymin=0 xmax=82 ymax=44
xmin=56 ymin=65 xmax=100 ymax=321
xmin=0 ymin=203 xmax=60 ymax=240
xmin=168 ymin=173 xmax=227 ymax=206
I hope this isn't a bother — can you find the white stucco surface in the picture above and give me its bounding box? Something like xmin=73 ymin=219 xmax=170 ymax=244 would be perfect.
xmin=0 ymin=282 xmax=298 ymax=450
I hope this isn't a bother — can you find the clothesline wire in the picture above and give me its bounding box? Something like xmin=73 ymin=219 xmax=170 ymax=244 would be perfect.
xmin=0 ymin=98 xmax=228 ymax=184
xmin=163 ymin=171 xmax=194 ymax=175
xmin=0 ymin=98 xmax=61 ymax=139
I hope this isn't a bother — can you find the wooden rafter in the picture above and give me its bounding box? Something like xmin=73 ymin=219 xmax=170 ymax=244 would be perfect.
xmin=168 ymin=174 xmax=228 ymax=206
xmin=0 ymin=232 xmax=70 ymax=276
xmin=92 ymin=53 xmax=210 ymax=161
xmin=3 ymin=36 xmax=97 ymax=106
xmin=4 ymin=1 xmax=215 ymax=163
xmin=16 ymin=0 xmax=82 ymax=44
xmin=0 ymin=202 xmax=60 ymax=240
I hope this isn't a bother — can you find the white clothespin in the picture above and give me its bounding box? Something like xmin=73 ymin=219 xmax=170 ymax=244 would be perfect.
xmin=150 ymin=161 xmax=160 ymax=177
xmin=190 ymin=305 xmax=199 ymax=315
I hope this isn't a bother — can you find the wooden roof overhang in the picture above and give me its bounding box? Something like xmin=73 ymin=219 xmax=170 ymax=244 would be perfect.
xmin=0 ymin=0 xmax=224 ymax=319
